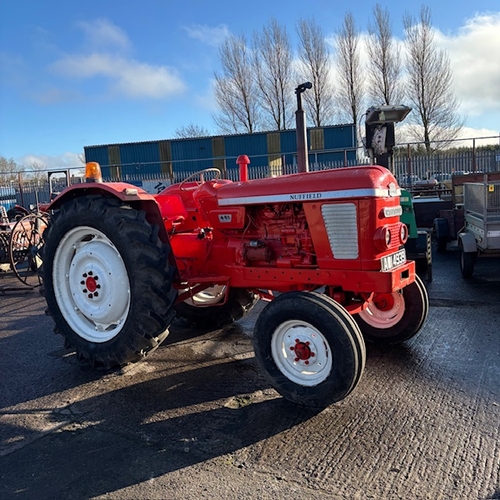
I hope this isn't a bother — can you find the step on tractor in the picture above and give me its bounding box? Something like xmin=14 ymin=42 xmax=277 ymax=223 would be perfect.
xmin=41 ymin=97 xmax=428 ymax=409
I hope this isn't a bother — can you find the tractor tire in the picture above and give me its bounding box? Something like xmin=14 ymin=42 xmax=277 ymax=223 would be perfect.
xmin=253 ymin=291 xmax=366 ymax=409
xmin=175 ymin=287 xmax=258 ymax=329
xmin=460 ymin=248 xmax=476 ymax=279
xmin=42 ymin=195 xmax=177 ymax=369
xmin=354 ymin=274 xmax=428 ymax=344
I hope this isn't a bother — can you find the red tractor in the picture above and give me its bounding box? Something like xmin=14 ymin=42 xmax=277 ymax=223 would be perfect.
xmin=41 ymin=156 xmax=428 ymax=409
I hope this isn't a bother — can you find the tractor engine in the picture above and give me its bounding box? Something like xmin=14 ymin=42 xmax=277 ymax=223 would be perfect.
xmin=164 ymin=165 xmax=411 ymax=296
xmin=238 ymin=203 xmax=314 ymax=268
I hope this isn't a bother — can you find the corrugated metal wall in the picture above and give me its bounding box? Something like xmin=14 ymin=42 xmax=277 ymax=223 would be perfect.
xmin=224 ymin=132 xmax=269 ymax=169
xmin=84 ymin=124 xmax=356 ymax=178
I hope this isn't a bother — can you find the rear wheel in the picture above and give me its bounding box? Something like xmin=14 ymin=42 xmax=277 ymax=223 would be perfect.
xmin=354 ymin=274 xmax=428 ymax=344
xmin=253 ymin=291 xmax=365 ymax=408
xmin=42 ymin=196 xmax=177 ymax=368
xmin=460 ymin=248 xmax=476 ymax=279
xmin=175 ymin=286 xmax=258 ymax=328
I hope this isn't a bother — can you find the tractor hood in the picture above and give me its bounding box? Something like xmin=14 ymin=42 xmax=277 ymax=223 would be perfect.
xmin=215 ymin=165 xmax=400 ymax=206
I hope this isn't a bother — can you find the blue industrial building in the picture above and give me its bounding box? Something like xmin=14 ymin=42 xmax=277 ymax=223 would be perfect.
xmin=84 ymin=124 xmax=357 ymax=181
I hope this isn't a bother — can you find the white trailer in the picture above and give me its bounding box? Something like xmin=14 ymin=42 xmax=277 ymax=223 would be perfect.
xmin=458 ymin=180 xmax=500 ymax=277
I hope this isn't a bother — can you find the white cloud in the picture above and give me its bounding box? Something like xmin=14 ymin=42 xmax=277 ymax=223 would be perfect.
xmin=42 ymin=18 xmax=186 ymax=101
xmin=456 ymin=126 xmax=500 ymax=146
xmin=78 ymin=18 xmax=130 ymax=51
xmin=50 ymin=53 xmax=185 ymax=99
xmin=435 ymin=13 xmax=500 ymax=116
xmin=183 ymin=24 xmax=231 ymax=47
xmin=17 ymin=152 xmax=83 ymax=170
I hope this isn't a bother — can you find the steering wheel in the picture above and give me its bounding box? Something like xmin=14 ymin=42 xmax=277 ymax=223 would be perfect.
xmin=179 ymin=168 xmax=222 ymax=191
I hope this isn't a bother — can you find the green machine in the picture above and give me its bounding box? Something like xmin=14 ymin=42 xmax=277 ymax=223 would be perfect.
xmin=400 ymin=189 xmax=432 ymax=282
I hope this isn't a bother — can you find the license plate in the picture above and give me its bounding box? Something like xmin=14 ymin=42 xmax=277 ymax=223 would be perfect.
xmin=381 ymin=249 xmax=406 ymax=272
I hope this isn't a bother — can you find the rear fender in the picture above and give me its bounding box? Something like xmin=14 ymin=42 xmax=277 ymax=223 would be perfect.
xmin=458 ymin=231 xmax=477 ymax=253
xmin=48 ymin=182 xmax=171 ymax=246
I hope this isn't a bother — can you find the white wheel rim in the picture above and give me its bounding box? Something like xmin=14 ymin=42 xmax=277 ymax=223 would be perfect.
xmin=358 ymin=292 xmax=405 ymax=329
xmin=271 ymin=320 xmax=332 ymax=387
xmin=184 ymin=285 xmax=226 ymax=307
xmin=53 ymin=226 xmax=131 ymax=343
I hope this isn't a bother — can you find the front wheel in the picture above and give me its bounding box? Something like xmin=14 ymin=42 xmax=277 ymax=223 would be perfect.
xmin=354 ymin=274 xmax=428 ymax=344
xmin=253 ymin=291 xmax=365 ymax=409
xmin=42 ymin=196 xmax=178 ymax=368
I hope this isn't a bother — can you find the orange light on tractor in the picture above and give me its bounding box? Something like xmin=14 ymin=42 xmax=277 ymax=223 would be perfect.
xmin=85 ymin=162 xmax=103 ymax=183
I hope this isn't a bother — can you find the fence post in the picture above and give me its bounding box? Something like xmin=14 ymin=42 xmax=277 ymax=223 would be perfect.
xmin=407 ymin=144 xmax=412 ymax=180
xmin=472 ymin=138 xmax=477 ymax=172
xmin=17 ymin=172 xmax=25 ymax=208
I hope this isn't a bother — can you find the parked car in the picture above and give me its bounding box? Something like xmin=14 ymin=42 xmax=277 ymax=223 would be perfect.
xmin=397 ymin=175 xmax=438 ymax=190
xmin=397 ymin=174 xmax=421 ymax=187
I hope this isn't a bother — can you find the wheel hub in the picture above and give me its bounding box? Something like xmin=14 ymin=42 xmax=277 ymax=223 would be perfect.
xmin=82 ymin=272 xmax=100 ymax=297
xmin=290 ymin=339 xmax=315 ymax=364
xmin=373 ymin=293 xmax=395 ymax=311
xmin=358 ymin=290 xmax=405 ymax=329
xmin=271 ymin=320 xmax=332 ymax=386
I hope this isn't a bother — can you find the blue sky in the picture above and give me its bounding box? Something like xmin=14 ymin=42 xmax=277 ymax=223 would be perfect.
xmin=1 ymin=0 xmax=500 ymax=170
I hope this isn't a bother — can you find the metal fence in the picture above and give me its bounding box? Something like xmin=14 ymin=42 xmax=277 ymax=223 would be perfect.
xmin=393 ymin=149 xmax=500 ymax=181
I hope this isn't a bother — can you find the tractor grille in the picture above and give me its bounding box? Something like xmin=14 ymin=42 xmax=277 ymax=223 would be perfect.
xmin=321 ymin=203 xmax=358 ymax=259
xmin=389 ymin=224 xmax=401 ymax=250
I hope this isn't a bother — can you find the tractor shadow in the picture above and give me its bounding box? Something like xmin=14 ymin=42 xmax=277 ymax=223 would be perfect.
xmin=0 ymin=316 xmax=325 ymax=499
xmin=0 ymin=349 xmax=322 ymax=499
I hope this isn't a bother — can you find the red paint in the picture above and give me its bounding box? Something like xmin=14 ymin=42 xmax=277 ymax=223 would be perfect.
xmin=86 ymin=276 xmax=97 ymax=293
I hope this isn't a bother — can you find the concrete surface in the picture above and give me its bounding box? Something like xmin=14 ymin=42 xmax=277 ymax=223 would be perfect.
xmin=0 ymin=245 xmax=499 ymax=500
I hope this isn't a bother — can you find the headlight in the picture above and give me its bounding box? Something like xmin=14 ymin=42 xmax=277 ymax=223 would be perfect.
xmin=400 ymin=223 xmax=408 ymax=244
xmin=374 ymin=226 xmax=392 ymax=251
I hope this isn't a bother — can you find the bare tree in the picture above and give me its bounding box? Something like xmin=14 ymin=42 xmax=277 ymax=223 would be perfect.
xmin=253 ymin=19 xmax=294 ymax=130
xmin=403 ymin=6 xmax=464 ymax=151
xmin=366 ymin=4 xmax=404 ymax=106
xmin=0 ymin=156 xmax=20 ymax=182
xmin=174 ymin=124 xmax=211 ymax=138
xmin=334 ymin=12 xmax=364 ymax=129
xmin=296 ymin=18 xmax=335 ymax=127
xmin=27 ymin=161 xmax=48 ymax=183
xmin=213 ymin=35 xmax=260 ymax=134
